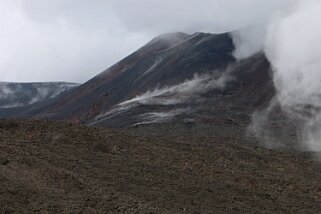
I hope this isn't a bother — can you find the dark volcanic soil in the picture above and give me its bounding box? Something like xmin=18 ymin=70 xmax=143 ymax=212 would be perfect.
xmin=1 ymin=119 xmax=321 ymax=213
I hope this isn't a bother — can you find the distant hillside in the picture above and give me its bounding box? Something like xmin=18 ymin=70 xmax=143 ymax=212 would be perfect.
xmin=0 ymin=82 xmax=78 ymax=108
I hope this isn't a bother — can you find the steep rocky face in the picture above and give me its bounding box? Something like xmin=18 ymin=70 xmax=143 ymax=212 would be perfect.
xmin=0 ymin=32 xmax=275 ymax=127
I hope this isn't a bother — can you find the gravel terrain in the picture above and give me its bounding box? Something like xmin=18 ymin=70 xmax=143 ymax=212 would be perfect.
xmin=1 ymin=119 xmax=321 ymax=213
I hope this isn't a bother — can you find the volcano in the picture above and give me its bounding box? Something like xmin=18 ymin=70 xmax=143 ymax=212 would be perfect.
xmin=0 ymin=32 xmax=274 ymax=127
xmin=2 ymin=32 xmax=321 ymax=213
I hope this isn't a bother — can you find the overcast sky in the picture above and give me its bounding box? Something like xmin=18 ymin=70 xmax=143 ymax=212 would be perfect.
xmin=0 ymin=0 xmax=291 ymax=83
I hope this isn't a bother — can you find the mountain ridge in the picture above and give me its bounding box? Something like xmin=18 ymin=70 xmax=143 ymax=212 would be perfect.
xmin=0 ymin=32 xmax=274 ymax=128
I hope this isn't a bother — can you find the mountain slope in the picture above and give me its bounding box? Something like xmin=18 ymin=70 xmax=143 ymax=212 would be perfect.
xmin=88 ymin=53 xmax=273 ymax=127
xmin=0 ymin=32 xmax=275 ymax=127
xmin=33 ymin=33 xmax=236 ymax=123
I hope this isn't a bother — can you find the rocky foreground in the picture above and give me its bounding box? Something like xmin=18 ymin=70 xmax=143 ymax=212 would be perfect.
xmin=1 ymin=119 xmax=321 ymax=213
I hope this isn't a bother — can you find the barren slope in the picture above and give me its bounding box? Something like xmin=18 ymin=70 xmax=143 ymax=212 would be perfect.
xmin=1 ymin=119 xmax=321 ymax=213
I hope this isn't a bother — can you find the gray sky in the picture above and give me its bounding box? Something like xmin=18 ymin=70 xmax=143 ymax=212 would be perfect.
xmin=0 ymin=0 xmax=291 ymax=83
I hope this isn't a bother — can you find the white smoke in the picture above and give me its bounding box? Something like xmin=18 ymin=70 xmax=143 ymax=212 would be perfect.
xmin=142 ymin=57 xmax=164 ymax=76
xmin=121 ymin=72 xmax=232 ymax=106
xmin=240 ymin=0 xmax=321 ymax=151
xmin=248 ymin=98 xmax=290 ymax=149
xmin=232 ymin=25 xmax=266 ymax=60
xmin=231 ymin=1 xmax=293 ymax=60
xmin=0 ymin=84 xmax=24 ymax=108
xmin=132 ymin=108 xmax=192 ymax=127
xmin=91 ymin=71 xmax=233 ymax=125
xmin=0 ymin=84 xmax=18 ymax=99
xmin=264 ymin=0 xmax=321 ymax=151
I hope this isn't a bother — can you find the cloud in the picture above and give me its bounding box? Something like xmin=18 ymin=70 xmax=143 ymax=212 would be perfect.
xmin=111 ymin=0 xmax=292 ymax=34
xmin=0 ymin=0 xmax=293 ymax=83
xmin=0 ymin=0 xmax=150 ymax=83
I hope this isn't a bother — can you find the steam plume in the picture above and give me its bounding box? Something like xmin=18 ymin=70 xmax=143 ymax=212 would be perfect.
xmin=242 ymin=0 xmax=321 ymax=151
xmin=264 ymin=0 xmax=321 ymax=150
xmin=91 ymin=71 xmax=233 ymax=125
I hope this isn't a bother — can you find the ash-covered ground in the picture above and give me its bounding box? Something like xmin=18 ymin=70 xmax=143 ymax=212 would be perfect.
xmin=1 ymin=118 xmax=321 ymax=213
